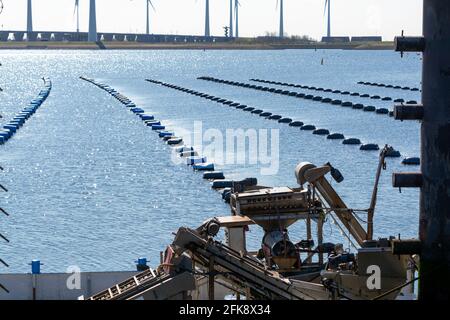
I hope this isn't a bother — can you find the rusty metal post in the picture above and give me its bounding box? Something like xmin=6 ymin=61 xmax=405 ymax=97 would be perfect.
xmin=420 ymin=0 xmax=450 ymax=300
xmin=317 ymin=217 xmax=324 ymax=265
xmin=306 ymin=214 xmax=312 ymax=264
xmin=208 ymin=256 xmax=215 ymax=300
xmin=394 ymin=0 xmax=450 ymax=300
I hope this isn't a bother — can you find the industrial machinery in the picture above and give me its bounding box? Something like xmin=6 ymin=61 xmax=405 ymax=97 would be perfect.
xmin=87 ymin=149 xmax=415 ymax=300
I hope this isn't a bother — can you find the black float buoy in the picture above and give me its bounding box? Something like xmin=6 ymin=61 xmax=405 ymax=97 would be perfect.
xmin=313 ymin=128 xmax=330 ymax=135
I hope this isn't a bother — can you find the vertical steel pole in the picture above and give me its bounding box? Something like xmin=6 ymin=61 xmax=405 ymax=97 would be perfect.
xmin=327 ymin=0 xmax=331 ymax=38
xmin=146 ymin=1 xmax=150 ymax=34
xmin=279 ymin=0 xmax=284 ymax=38
xmin=205 ymin=0 xmax=210 ymax=37
xmin=419 ymin=0 xmax=450 ymax=300
xmin=27 ymin=0 xmax=33 ymax=33
xmin=229 ymin=0 xmax=233 ymax=37
xmin=88 ymin=0 xmax=97 ymax=42
xmin=235 ymin=0 xmax=239 ymax=38
xmin=208 ymin=256 xmax=215 ymax=300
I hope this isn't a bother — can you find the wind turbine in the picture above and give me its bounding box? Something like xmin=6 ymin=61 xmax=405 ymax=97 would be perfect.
xmin=205 ymin=0 xmax=210 ymax=37
xmin=234 ymin=0 xmax=240 ymax=38
xmin=88 ymin=0 xmax=97 ymax=42
xmin=324 ymin=0 xmax=331 ymax=37
xmin=27 ymin=0 xmax=33 ymax=33
xmin=145 ymin=0 xmax=155 ymax=34
xmin=74 ymin=0 xmax=80 ymax=33
xmin=276 ymin=0 xmax=284 ymax=38
xmin=229 ymin=0 xmax=233 ymax=37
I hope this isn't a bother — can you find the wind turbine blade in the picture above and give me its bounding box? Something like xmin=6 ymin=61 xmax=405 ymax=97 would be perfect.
xmin=324 ymin=0 xmax=328 ymax=16
xmin=73 ymin=0 xmax=78 ymax=16
xmin=276 ymin=0 xmax=279 ymax=10
xmin=149 ymin=0 xmax=156 ymax=12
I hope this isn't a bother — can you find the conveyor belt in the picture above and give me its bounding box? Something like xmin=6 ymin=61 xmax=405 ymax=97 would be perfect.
xmin=173 ymin=227 xmax=328 ymax=300
xmin=88 ymin=268 xmax=161 ymax=300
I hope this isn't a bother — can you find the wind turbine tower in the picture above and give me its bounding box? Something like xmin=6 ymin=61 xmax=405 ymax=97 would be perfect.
xmin=88 ymin=0 xmax=97 ymax=42
xmin=278 ymin=0 xmax=284 ymax=38
xmin=205 ymin=0 xmax=210 ymax=37
xmin=235 ymin=0 xmax=240 ymax=38
xmin=74 ymin=0 xmax=80 ymax=33
xmin=229 ymin=0 xmax=233 ymax=37
xmin=325 ymin=0 xmax=331 ymax=37
xmin=27 ymin=0 xmax=33 ymax=33
xmin=146 ymin=0 xmax=155 ymax=34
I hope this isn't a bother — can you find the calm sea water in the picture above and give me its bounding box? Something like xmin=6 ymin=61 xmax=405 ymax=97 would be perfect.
xmin=0 ymin=49 xmax=421 ymax=273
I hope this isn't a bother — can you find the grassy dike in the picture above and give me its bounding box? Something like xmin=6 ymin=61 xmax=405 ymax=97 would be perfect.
xmin=0 ymin=41 xmax=394 ymax=50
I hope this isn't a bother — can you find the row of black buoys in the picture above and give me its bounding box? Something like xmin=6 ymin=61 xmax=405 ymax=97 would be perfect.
xmin=144 ymin=79 xmax=274 ymax=196
xmin=0 ymin=77 xmax=52 ymax=145
xmin=198 ymin=76 xmax=395 ymax=119
xmin=248 ymin=78 xmax=404 ymax=107
xmin=81 ymin=77 xmax=233 ymax=200
xmin=147 ymin=78 xmax=401 ymax=160
xmin=357 ymin=81 xmax=421 ymax=92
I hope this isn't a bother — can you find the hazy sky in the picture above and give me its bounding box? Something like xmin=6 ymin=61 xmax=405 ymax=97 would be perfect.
xmin=0 ymin=0 xmax=422 ymax=40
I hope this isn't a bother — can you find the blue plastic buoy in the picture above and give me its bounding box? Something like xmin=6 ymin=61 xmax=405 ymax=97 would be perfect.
xmin=167 ymin=138 xmax=183 ymax=145
xmin=136 ymin=258 xmax=148 ymax=271
xmin=140 ymin=114 xmax=155 ymax=121
xmin=146 ymin=120 xmax=161 ymax=126
xmin=31 ymin=260 xmax=41 ymax=274
xmin=193 ymin=163 xmax=215 ymax=171
xmin=203 ymin=172 xmax=225 ymax=180
xmin=159 ymin=131 xmax=173 ymax=138
xmin=152 ymin=125 xmax=165 ymax=131
xmin=186 ymin=156 xmax=207 ymax=165
xmin=212 ymin=180 xmax=233 ymax=189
